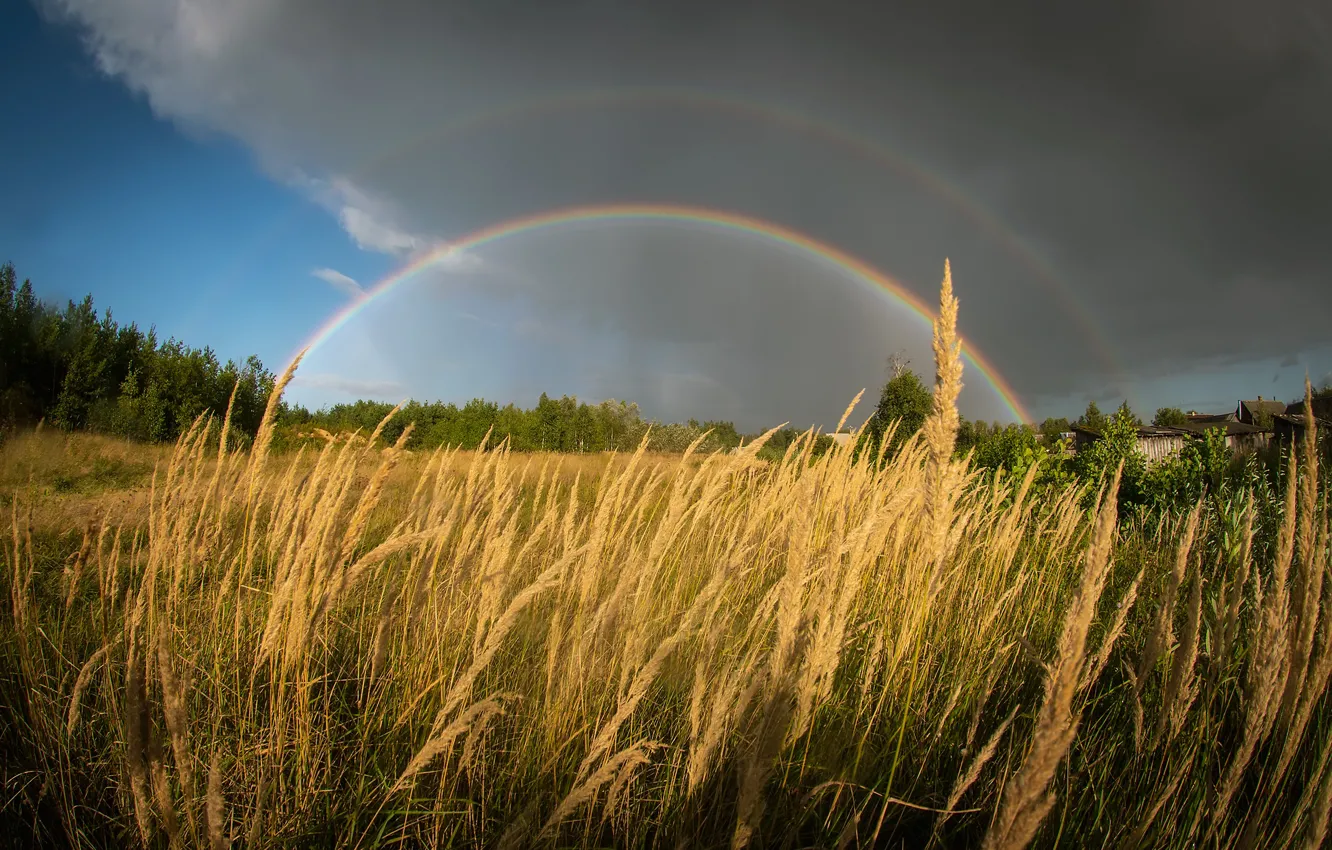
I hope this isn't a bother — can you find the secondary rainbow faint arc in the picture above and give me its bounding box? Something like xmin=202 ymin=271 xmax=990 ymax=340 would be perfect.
xmin=297 ymin=204 xmax=1033 ymax=423
xmin=341 ymin=85 xmax=1121 ymax=382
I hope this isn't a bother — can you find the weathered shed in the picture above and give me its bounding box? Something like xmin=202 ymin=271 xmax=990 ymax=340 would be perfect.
xmin=1070 ymin=424 xmax=1192 ymax=466
xmin=1273 ymin=412 xmax=1331 ymax=448
xmin=1285 ymin=396 xmax=1332 ymax=422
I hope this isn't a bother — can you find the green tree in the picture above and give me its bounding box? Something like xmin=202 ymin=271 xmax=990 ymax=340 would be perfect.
xmin=107 ymin=369 xmax=168 ymax=442
xmin=534 ymin=393 xmax=560 ymax=451
xmin=703 ymin=420 xmax=742 ymax=450
xmin=1076 ymin=401 xmax=1106 ymax=431
xmin=1039 ymin=417 xmax=1071 ymax=441
xmin=1153 ymin=407 xmax=1189 ymax=428
xmin=50 ymin=296 xmax=112 ymax=430
xmin=1116 ymin=400 xmax=1143 ymax=427
xmin=863 ymin=368 xmax=933 ymax=458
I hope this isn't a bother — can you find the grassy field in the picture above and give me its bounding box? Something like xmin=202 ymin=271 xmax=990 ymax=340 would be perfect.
xmin=3 ymin=274 xmax=1330 ymax=849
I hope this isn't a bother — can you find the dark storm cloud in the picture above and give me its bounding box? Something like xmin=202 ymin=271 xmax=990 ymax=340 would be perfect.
xmin=39 ymin=0 xmax=1332 ymax=422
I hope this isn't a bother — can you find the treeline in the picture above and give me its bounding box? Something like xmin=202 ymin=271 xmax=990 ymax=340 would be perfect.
xmin=6 ymin=260 xmax=1321 ymax=484
xmin=278 ymin=396 xmax=834 ymax=458
xmin=0 ymin=263 xmax=274 ymax=444
xmin=0 ymin=263 xmax=831 ymax=458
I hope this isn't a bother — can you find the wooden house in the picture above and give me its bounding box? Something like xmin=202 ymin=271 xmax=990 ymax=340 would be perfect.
xmin=1236 ymin=397 xmax=1286 ymax=425
xmin=1177 ymin=419 xmax=1270 ymax=454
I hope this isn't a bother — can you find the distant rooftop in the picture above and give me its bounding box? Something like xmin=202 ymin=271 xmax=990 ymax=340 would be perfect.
xmin=1185 ymin=411 xmax=1236 ymax=424
xmin=1238 ymin=398 xmax=1286 ymax=418
xmin=1177 ymin=420 xmax=1269 ymax=437
xmin=1071 ymin=423 xmax=1191 ymax=438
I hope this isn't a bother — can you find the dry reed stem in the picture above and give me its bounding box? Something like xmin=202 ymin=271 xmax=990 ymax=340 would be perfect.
xmin=393 ymin=695 xmax=512 ymax=793
xmin=939 ymin=703 xmax=1021 ymax=832
xmin=151 ymin=757 xmax=181 ymax=845
xmin=981 ymin=465 xmax=1120 ymax=850
xmin=206 ymin=751 xmax=227 ymax=850
xmin=432 ymin=547 xmax=581 ymax=726
xmin=577 ymin=567 xmax=726 ymax=780
xmin=1280 ymin=513 xmax=1332 ymax=784
xmin=1084 ymin=568 xmax=1142 ymax=689
xmin=732 ymin=660 xmax=801 ymax=850
xmin=1211 ymin=450 xmax=1301 ymax=838
xmin=689 ymin=640 xmax=766 ymax=796
xmin=156 ymin=631 xmax=195 ymax=810
xmin=1158 ymin=560 xmax=1204 ymax=746
xmin=123 ymin=633 xmax=154 ymax=843
xmin=1217 ymin=495 xmax=1256 ymax=679
xmin=1137 ymin=507 xmax=1201 ymax=699
xmin=1122 ymin=753 xmax=1193 ymax=849
xmin=1303 ymin=744 xmax=1332 ymax=850
xmin=1274 ymin=722 xmax=1332 ymax=849
xmin=540 ymin=740 xmax=662 ymax=837
xmin=922 ymin=258 xmax=964 ymax=596
xmin=66 ymin=642 xmax=111 ymax=738
xmin=63 ymin=519 xmax=94 ymax=610
xmin=245 ymin=774 xmax=269 ymax=847
xmin=1282 ymin=378 xmax=1322 ymax=731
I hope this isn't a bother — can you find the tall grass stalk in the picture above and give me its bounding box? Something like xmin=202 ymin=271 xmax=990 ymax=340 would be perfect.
xmin=2 ymin=264 xmax=1329 ymax=849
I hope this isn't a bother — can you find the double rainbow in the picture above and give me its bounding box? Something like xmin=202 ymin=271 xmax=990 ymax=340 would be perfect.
xmin=297 ymin=203 xmax=1032 ymax=424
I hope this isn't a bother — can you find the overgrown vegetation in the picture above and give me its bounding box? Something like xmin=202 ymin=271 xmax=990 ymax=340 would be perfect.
xmin=3 ymin=264 xmax=1330 ymax=849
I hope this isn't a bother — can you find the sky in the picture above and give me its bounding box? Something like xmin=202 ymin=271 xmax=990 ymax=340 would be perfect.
xmin=2 ymin=0 xmax=1330 ymax=431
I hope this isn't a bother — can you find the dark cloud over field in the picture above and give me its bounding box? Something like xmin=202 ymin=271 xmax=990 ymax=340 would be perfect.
xmin=38 ymin=0 xmax=1332 ymax=426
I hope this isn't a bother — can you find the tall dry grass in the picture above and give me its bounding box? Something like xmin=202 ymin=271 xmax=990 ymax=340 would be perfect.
xmin=2 ymin=263 xmax=1329 ymax=849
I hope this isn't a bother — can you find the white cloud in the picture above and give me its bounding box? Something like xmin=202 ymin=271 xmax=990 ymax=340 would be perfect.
xmin=302 ymin=176 xmax=490 ymax=268
xmin=338 ymin=204 xmax=421 ymax=255
xmin=310 ymin=267 xmax=362 ymax=297
xmin=297 ymin=174 xmax=427 ymax=257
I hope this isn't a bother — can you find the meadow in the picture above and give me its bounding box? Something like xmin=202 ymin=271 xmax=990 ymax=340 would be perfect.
xmin=2 ymin=272 xmax=1330 ymax=849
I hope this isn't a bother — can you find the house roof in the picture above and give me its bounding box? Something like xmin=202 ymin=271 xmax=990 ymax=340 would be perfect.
xmin=1285 ymin=397 xmax=1332 ymax=420
xmin=1274 ymin=412 xmax=1332 ymax=429
xmin=1239 ymin=399 xmax=1286 ymax=418
xmin=1071 ymin=424 xmax=1191 ymax=439
xmin=1177 ymin=420 xmax=1270 ymax=437
xmin=1186 ymin=412 xmax=1236 ymax=424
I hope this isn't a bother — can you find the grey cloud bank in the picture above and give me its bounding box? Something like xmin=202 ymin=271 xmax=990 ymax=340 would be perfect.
xmin=39 ymin=0 xmax=1332 ymax=427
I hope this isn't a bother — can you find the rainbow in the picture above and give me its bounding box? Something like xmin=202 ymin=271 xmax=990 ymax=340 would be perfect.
xmin=297 ymin=204 xmax=1032 ymax=423
xmin=342 ymin=85 xmax=1122 ymax=382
